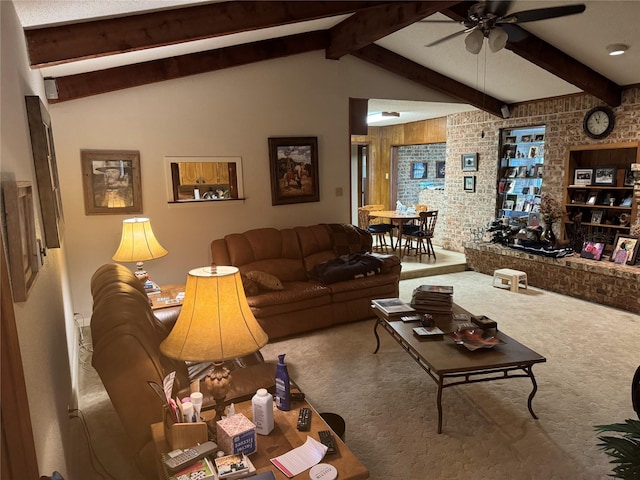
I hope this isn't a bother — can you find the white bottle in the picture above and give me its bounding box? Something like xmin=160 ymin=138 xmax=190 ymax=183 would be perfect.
xmin=252 ymin=388 xmax=274 ymax=435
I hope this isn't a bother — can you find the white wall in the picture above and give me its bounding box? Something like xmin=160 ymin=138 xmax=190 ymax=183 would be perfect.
xmin=1 ymin=1 xmax=75 ymax=476
xmin=49 ymin=51 xmax=462 ymax=318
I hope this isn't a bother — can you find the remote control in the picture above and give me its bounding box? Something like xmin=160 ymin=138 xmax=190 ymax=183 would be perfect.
xmin=297 ymin=407 xmax=311 ymax=431
xmin=318 ymin=430 xmax=337 ymax=455
xmin=291 ymin=392 xmax=306 ymax=402
xmin=163 ymin=441 xmax=218 ymax=472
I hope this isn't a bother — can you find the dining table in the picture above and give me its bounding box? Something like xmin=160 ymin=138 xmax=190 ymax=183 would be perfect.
xmin=368 ymin=210 xmax=420 ymax=257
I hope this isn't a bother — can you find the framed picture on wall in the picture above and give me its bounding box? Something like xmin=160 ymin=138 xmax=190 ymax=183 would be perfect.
xmin=410 ymin=162 xmax=428 ymax=179
xmin=2 ymin=181 xmax=40 ymax=302
xmin=25 ymin=95 xmax=64 ymax=248
xmin=436 ymin=161 xmax=446 ymax=178
xmin=463 ymin=175 xmax=476 ymax=192
xmin=81 ymin=149 xmax=143 ymax=215
xmin=268 ymin=136 xmax=319 ymax=205
xmin=461 ymin=153 xmax=478 ymax=171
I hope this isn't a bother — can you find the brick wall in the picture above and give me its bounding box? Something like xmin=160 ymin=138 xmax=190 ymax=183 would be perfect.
xmin=396 ymin=143 xmax=446 ymax=207
xmin=441 ymin=87 xmax=640 ymax=251
xmin=465 ymin=242 xmax=640 ymax=313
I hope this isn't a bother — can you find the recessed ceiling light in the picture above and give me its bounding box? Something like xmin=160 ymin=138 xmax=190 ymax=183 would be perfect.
xmin=606 ymin=44 xmax=629 ymax=56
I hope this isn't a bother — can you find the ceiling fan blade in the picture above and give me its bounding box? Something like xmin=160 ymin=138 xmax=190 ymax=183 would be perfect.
xmin=425 ymin=29 xmax=468 ymax=48
xmin=486 ymin=1 xmax=513 ymax=18
xmin=499 ymin=4 xmax=585 ymax=24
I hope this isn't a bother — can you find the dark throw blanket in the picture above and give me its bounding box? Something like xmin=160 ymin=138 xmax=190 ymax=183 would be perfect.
xmin=310 ymin=252 xmax=383 ymax=284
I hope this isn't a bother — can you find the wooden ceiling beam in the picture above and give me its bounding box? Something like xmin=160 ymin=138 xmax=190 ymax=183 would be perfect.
xmin=49 ymin=31 xmax=328 ymax=103
xmin=326 ymin=1 xmax=461 ymax=60
xmin=25 ymin=1 xmax=385 ymax=68
xmin=351 ymin=44 xmax=505 ymax=118
xmin=441 ymin=3 xmax=622 ymax=107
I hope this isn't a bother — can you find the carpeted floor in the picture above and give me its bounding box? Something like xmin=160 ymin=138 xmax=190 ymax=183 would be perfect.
xmin=72 ymin=270 xmax=639 ymax=479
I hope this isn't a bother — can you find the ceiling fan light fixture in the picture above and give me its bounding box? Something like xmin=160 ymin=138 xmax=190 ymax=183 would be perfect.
xmin=606 ymin=43 xmax=628 ymax=56
xmin=464 ymin=29 xmax=484 ymax=54
xmin=488 ymin=27 xmax=508 ymax=53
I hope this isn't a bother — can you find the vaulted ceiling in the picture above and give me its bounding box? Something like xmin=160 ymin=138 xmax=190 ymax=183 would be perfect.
xmin=15 ymin=1 xmax=640 ymax=120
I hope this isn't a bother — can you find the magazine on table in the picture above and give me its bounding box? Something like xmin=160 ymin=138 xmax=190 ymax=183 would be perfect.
xmin=371 ymin=298 xmax=415 ymax=315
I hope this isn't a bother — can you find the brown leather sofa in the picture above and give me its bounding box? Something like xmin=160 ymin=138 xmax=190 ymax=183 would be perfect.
xmin=210 ymin=223 xmax=402 ymax=339
xmin=90 ymin=263 xmax=274 ymax=479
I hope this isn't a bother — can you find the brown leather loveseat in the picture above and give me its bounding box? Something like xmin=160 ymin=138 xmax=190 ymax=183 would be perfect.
xmin=90 ymin=263 xmax=274 ymax=478
xmin=210 ymin=223 xmax=402 ymax=339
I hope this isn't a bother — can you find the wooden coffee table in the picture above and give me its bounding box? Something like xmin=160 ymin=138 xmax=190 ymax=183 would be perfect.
xmin=372 ymin=305 xmax=546 ymax=433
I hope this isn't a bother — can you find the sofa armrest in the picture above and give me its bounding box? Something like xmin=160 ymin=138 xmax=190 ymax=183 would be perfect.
xmin=369 ymin=252 xmax=402 ymax=275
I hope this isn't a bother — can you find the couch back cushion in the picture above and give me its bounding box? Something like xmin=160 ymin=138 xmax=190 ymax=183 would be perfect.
xmin=222 ymin=228 xmax=307 ymax=282
xmin=294 ymin=225 xmax=337 ymax=271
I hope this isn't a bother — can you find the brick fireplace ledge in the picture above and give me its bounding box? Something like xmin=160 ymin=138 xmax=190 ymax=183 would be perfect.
xmin=464 ymin=241 xmax=640 ymax=314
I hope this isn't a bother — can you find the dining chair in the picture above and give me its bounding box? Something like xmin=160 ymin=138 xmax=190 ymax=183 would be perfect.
xmin=402 ymin=210 xmax=438 ymax=261
xmin=403 ymin=204 xmax=428 ymax=237
xmin=358 ymin=206 xmax=393 ymax=253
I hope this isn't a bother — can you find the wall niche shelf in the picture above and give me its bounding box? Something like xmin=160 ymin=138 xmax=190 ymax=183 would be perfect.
xmin=496 ymin=125 xmax=545 ymax=223
xmin=563 ymin=142 xmax=638 ymax=247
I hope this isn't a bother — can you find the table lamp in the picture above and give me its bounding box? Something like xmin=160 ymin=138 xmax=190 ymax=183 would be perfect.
xmin=112 ymin=217 xmax=168 ymax=292
xmin=160 ymin=265 xmax=269 ymax=420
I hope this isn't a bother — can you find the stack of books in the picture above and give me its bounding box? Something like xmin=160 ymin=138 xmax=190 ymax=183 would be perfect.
xmin=410 ymin=285 xmax=453 ymax=316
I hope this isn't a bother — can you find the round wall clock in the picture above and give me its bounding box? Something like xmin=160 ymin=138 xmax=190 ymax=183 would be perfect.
xmin=583 ymin=106 xmax=615 ymax=139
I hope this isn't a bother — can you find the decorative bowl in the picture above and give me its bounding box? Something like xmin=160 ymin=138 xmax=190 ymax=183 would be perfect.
xmin=448 ymin=329 xmax=505 ymax=351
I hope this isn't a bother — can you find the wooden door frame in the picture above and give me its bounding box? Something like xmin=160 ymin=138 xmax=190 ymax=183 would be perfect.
xmin=1 ymin=233 xmax=40 ymax=478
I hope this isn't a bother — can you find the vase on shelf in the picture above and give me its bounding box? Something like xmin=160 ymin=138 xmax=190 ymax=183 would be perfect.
xmin=540 ymin=222 xmax=556 ymax=246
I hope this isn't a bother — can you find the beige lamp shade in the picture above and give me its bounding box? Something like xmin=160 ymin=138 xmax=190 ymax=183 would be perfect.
xmin=160 ymin=266 xmax=269 ymax=362
xmin=112 ymin=217 xmax=168 ymax=262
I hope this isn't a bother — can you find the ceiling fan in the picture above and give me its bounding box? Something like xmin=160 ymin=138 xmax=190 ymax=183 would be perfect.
xmin=422 ymin=1 xmax=586 ymax=54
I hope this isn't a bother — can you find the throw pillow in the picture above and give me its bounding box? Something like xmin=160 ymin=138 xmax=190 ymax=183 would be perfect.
xmin=241 ymin=274 xmax=261 ymax=297
xmin=246 ymin=271 xmax=284 ymax=291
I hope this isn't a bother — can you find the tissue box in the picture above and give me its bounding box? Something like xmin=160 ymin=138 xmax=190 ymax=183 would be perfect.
xmin=216 ymin=413 xmax=256 ymax=455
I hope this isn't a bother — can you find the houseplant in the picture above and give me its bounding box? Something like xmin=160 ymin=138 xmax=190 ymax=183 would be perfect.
xmin=595 ymin=419 xmax=640 ymax=478
xmin=539 ymin=193 xmax=563 ymax=245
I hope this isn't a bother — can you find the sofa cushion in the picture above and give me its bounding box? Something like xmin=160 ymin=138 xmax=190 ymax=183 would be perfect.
xmin=309 ymin=253 xmax=383 ymax=284
xmin=246 ymin=271 xmax=284 ymax=291
xmin=224 ymin=228 xmax=307 ymax=282
xmin=326 ymin=223 xmax=373 ymax=255
xmin=241 ymin=274 xmax=261 ymax=297
xmin=246 ymin=281 xmax=330 ymax=315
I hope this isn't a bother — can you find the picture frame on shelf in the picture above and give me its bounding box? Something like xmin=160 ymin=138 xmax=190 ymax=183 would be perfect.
xmin=81 ymin=149 xmax=142 ymax=215
xmin=528 ymin=212 xmax=540 ymax=227
xmin=517 ymin=166 xmax=528 ymax=177
xmin=572 ymin=190 xmax=587 ymax=204
xmin=586 ymin=191 xmax=598 ymax=205
xmin=410 ymin=162 xmax=428 ymax=179
xmin=520 ymin=134 xmax=532 ymax=142
xmin=537 ymin=165 xmax=544 ymax=178
xmin=590 ymin=210 xmax=603 ymax=224
xmin=610 ymin=233 xmax=639 ymax=265
xmin=580 ymin=241 xmax=605 ymax=261
xmin=534 ymin=134 xmax=545 ymax=142
xmin=268 ymin=136 xmax=319 ymax=205
xmin=624 ymin=169 xmax=635 ymax=186
xmin=502 ymin=144 xmax=516 ymax=159
xmin=463 ymin=175 xmax=476 ymax=192
xmin=461 ymin=153 xmax=478 ymax=171
xmin=620 ymin=194 xmax=633 ymax=207
xmin=505 ymin=135 xmax=517 ymax=144
xmin=573 ymin=168 xmax=593 ymax=186
xmin=593 ymin=167 xmax=616 ymax=186
xmin=528 ymin=146 xmax=539 ymax=158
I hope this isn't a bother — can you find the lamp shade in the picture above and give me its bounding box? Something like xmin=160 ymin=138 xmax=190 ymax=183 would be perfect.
xmin=160 ymin=266 xmax=269 ymax=362
xmin=488 ymin=27 xmax=508 ymax=53
xmin=112 ymin=217 xmax=168 ymax=262
xmin=465 ymin=29 xmax=484 ymax=54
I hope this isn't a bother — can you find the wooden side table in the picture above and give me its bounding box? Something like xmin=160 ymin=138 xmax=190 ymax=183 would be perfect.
xmin=149 ymin=284 xmax=185 ymax=310
xmin=151 ymin=397 xmax=369 ymax=479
